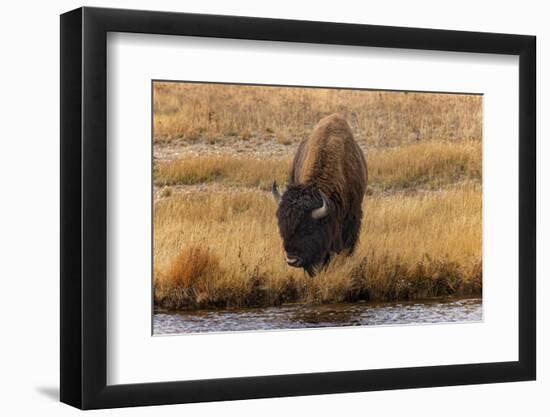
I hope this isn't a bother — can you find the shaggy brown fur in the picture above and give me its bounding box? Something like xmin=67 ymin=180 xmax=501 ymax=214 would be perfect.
xmin=274 ymin=113 xmax=368 ymax=275
xmin=292 ymin=113 xmax=368 ymax=211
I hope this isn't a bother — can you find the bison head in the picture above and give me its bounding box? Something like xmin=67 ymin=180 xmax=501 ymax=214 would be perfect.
xmin=272 ymin=181 xmax=333 ymax=275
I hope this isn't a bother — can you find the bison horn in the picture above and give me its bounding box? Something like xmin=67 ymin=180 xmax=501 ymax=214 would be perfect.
xmin=272 ymin=181 xmax=281 ymax=203
xmin=312 ymin=191 xmax=330 ymax=219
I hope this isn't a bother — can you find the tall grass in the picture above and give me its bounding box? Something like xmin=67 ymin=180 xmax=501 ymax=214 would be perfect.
xmin=153 ymin=82 xmax=482 ymax=146
xmin=154 ymin=155 xmax=288 ymax=190
xmin=154 ymin=140 xmax=481 ymax=191
xmin=369 ymin=140 xmax=481 ymax=190
xmin=154 ymin=183 xmax=481 ymax=309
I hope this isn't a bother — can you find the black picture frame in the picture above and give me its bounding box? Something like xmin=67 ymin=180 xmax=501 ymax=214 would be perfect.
xmin=60 ymin=6 xmax=536 ymax=410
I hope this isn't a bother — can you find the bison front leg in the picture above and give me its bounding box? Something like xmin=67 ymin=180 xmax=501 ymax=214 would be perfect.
xmin=341 ymin=213 xmax=362 ymax=254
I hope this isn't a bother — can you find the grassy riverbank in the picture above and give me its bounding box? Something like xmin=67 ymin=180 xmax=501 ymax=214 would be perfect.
xmin=154 ymin=182 xmax=481 ymax=310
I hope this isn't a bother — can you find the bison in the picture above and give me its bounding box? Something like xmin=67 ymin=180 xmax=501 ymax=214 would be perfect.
xmin=272 ymin=113 xmax=368 ymax=275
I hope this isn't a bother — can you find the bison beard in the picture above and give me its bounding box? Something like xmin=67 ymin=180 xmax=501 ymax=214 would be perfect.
xmin=272 ymin=113 xmax=368 ymax=276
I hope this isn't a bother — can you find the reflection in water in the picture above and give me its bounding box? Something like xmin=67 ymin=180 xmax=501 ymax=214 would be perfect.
xmin=153 ymin=297 xmax=482 ymax=335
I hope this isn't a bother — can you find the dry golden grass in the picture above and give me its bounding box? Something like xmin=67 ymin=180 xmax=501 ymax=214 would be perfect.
xmin=154 ymin=155 xmax=288 ymax=190
xmin=153 ymin=82 xmax=482 ymax=146
xmin=154 ymin=140 xmax=481 ymax=192
xmin=154 ymin=183 xmax=481 ymax=309
xmin=368 ymin=139 xmax=481 ymax=190
xmin=165 ymin=246 xmax=220 ymax=287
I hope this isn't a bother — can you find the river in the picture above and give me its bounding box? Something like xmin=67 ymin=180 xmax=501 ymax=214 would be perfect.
xmin=153 ymin=297 xmax=482 ymax=335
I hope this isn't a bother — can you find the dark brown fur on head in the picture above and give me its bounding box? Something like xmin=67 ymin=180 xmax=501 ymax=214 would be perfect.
xmin=275 ymin=184 xmax=338 ymax=275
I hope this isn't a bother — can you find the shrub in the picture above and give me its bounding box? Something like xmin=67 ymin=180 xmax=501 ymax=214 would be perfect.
xmin=165 ymin=246 xmax=221 ymax=289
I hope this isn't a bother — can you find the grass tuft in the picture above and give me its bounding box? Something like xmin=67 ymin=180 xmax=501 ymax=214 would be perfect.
xmin=165 ymin=246 xmax=221 ymax=288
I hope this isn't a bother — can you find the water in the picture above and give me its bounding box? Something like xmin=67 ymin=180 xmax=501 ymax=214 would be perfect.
xmin=153 ymin=297 xmax=482 ymax=335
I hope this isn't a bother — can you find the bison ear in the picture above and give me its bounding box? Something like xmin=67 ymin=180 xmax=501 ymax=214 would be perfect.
xmin=272 ymin=181 xmax=281 ymax=204
xmin=311 ymin=191 xmax=330 ymax=219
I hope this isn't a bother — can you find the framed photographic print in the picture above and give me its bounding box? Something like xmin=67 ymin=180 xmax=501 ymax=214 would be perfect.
xmin=60 ymin=6 xmax=536 ymax=409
